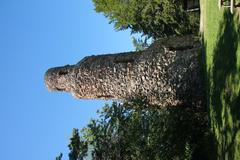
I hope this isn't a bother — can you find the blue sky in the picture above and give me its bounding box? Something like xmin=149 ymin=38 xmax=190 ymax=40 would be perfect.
xmin=0 ymin=1 xmax=134 ymax=159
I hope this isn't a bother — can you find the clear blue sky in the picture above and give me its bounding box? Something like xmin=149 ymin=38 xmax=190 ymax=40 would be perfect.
xmin=0 ymin=1 xmax=134 ymax=159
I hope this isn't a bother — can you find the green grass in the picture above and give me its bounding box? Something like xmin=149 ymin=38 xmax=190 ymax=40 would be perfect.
xmin=202 ymin=0 xmax=240 ymax=159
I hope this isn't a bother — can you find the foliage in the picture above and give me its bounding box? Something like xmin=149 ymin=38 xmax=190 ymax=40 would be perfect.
xmin=92 ymin=0 xmax=199 ymax=39
xmin=55 ymin=153 xmax=63 ymax=160
xmin=132 ymin=36 xmax=149 ymax=51
xmin=68 ymin=129 xmax=88 ymax=160
xmin=57 ymin=101 xmax=214 ymax=160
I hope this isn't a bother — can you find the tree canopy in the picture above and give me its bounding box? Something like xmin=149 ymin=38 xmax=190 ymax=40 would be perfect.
xmin=57 ymin=102 xmax=215 ymax=160
xmin=92 ymin=0 xmax=199 ymax=39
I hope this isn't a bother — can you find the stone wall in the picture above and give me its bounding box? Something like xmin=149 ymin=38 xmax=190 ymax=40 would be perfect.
xmin=45 ymin=35 xmax=204 ymax=107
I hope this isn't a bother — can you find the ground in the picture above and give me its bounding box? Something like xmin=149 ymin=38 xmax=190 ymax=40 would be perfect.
xmin=202 ymin=0 xmax=240 ymax=159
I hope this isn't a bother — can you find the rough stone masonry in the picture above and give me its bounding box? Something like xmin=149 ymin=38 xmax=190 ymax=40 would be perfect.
xmin=45 ymin=35 xmax=204 ymax=107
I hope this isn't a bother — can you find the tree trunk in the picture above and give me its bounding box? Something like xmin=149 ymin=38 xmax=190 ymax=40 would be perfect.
xmin=45 ymin=35 xmax=204 ymax=107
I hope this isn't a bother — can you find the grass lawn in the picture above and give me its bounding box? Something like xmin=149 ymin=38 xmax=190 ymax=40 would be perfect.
xmin=202 ymin=0 xmax=240 ymax=159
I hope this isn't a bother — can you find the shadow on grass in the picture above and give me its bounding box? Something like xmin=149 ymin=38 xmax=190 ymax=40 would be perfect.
xmin=210 ymin=10 xmax=240 ymax=159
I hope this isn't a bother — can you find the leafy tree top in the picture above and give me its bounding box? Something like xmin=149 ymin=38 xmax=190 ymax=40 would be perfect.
xmin=92 ymin=0 xmax=198 ymax=38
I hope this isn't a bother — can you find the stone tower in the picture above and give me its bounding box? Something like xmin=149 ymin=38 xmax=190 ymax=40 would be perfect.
xmin=45 ymin=35 xmax=204 ymax=107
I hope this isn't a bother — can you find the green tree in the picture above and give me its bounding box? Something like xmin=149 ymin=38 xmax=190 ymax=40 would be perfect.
xmin=57 ymin=101 xmax=213 ymax=160
xmin=92 ymin=0 xmax=199 ymax=39
xmin=68 ymin=129 xmax=88 ymax=160
xmin=55 ymin=153 xmax=63 ymax=160
xmin=132 ymin=36 xmax=149 ymax=51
